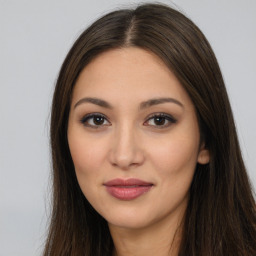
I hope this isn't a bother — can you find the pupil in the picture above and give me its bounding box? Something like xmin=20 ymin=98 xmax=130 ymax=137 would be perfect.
xmin=154 ymin=116 xmax=165 ymax=125
xmin=94 ymin=116 xmax=104 ymax=125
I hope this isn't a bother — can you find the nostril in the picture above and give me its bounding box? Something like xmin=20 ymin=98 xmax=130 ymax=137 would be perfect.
xmin=108 ymin=147 xmax=145 ymax=169
xmin=108 ymin=129 xmax=145 ymax=169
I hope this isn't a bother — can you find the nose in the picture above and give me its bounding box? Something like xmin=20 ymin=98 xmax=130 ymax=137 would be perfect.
xmin=108 ymin=124 xmax=145 ymax=170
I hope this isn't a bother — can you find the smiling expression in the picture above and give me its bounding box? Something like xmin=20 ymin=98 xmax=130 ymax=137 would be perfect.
xmin=67 ymin=47 xmax=210 ymax=229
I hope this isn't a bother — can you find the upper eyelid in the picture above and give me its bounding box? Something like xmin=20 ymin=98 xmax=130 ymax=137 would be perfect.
xmin=81 ymin=112 xmax=110 ymax=121
xmin=79 ymin=112 xmax=176 ymax=125
xmin=145 ymin=112 xmax=176 ymax=121
xmin=144 ymin=113 xmax=177 ymax=128
xmin=80 ymin=113 xmax=111 ymax=126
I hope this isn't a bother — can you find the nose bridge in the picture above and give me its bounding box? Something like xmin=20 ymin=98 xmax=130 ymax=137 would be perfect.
xmin=109 ymin=121 xmax=144 ymax=169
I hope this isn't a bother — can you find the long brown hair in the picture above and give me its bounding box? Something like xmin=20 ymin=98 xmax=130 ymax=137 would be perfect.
xmin=44 ymin=3 xmax=256 ymax=255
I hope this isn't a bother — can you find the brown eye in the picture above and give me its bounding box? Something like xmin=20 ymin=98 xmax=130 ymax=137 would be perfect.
xmin=153 ymin=116 xmax=166 ymax=126
xmin=144 ymin=113 xmax=177 ymax=128
xmin=93 ymin=116 xmax=105 ymax=125
xmin=80 ymin=114 xmax=110 ymax=128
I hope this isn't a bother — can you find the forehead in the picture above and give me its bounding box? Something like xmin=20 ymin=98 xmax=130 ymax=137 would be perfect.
xmin=71 ymin=47 xmax=193 ymax=108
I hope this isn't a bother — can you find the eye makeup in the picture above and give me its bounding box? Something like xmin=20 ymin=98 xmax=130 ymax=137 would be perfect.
xmin=144 ymin=113 xmax=177 ymax=129
xmin=79 ymin=111 xmax=177 ymax=130
xmin=80 ymin=113 xmax=111 ymax=128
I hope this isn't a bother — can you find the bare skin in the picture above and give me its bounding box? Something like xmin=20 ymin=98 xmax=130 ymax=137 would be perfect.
xmin=110 ymin=206 xmax=184 ymax=256
xmin=68 ymin=47 xmax=210 ymax=256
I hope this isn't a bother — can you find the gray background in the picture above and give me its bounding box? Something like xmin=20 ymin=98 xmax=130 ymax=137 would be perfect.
xmin=0 ymin=0 xmax=255 ymax=255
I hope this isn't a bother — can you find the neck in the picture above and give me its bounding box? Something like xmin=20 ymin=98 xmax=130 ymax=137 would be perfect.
xmin=109 ymin=210 xmax=184 ymax=256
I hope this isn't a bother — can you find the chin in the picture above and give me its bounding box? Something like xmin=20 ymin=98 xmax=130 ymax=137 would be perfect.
xmin=103 ymin=207 xmax=168 ymax=231
xmin=107 ymin=216 xmax=154 ymax=230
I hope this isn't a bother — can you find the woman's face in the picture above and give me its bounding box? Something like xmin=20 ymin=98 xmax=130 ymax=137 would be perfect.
xmin=68 ymin=47 xmax=209 ymax=230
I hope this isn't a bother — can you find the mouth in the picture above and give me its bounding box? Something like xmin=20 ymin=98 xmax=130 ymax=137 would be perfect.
xmin=104 ymin=178 xmax=154 ymax=200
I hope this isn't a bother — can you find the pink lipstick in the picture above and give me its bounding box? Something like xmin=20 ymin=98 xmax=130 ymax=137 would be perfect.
xmin=104 ymin=178 xmax=153 ymax=200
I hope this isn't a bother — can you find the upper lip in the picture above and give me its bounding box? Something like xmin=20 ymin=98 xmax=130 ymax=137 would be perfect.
xmin=104 ymin=178 xmax=153 ymax=186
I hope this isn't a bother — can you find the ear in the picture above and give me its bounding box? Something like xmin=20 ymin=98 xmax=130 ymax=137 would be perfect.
xmin=197 ymin=144 xmax=210 ymax=165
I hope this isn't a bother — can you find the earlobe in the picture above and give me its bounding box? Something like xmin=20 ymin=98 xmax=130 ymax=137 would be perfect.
xmin=197 ymin=148 xmax=210 ymax=165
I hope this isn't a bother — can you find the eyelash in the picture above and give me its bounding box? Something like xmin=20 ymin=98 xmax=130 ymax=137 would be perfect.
xmin=80 ymin=113 xmax=110 ymax=129
xmin=80 ymin=113 xmax=177 ymax=129
xmin=144 ymin=113 xmax=177 ymax=128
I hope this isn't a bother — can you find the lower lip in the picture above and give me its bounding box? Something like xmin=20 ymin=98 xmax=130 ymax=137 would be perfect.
xmin=105 ymin=185 xmax=152 ymax=200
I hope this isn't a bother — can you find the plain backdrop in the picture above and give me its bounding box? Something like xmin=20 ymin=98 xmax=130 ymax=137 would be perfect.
xmin=0 ymin=0 xmax=255 ymax=255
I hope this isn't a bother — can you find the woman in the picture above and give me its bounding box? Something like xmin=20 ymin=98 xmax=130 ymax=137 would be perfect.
xmin=44 ymin=3 xmax=256 ymax=256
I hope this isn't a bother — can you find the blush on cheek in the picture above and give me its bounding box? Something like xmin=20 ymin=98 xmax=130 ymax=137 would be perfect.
xmin=151 ymin=139 xmax=198 ymax=177
xmin=68 ymin=139 xmax=106 ymax=184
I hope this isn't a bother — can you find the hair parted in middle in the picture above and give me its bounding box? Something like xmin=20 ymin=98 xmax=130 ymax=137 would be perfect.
xmin=44 ymin=3 xmax=256 ymax=256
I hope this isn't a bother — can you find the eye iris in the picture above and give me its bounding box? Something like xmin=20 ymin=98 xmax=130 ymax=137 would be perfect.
xmin=93 ymin=116 xmax=104 ymax=125
xmin=154 ymin=116 xmax=166 ymax=125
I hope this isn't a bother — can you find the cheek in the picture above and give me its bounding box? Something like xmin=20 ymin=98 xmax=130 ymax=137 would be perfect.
xmin=148 ymin=133 xmax=200 ymax=179
xmin=67 ymin=132 xmax=108 ymax=203
xmin=68 ymin=131 xmax=106 ymax=174
xmin=68 ymin=131 xmax=120 ymax=217
xmin=148 ymin=135 xmax=199 ymax=212
xmin=67 ymin=130 xmax=110 ymax=203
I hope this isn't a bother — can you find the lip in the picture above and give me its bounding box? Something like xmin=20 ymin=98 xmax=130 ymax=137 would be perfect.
xmin=104 ymin=178 xmax=153 ymax=200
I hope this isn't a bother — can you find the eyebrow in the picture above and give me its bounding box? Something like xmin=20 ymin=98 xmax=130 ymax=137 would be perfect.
xmin=73 ymin=97 xmax=183 ymax=109
xmin=139 ymin=97 xmax=183 ymax=109
xmin=74 ymin=97 xmax=112 ymax=109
